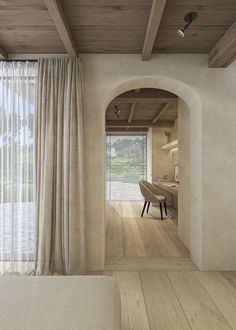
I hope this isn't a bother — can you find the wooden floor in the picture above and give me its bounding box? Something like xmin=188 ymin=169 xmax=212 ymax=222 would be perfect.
xmin=99 ymin=202 xmax=236 ymax=330
xmin=105 ymin=201 xmax=189 ymax=259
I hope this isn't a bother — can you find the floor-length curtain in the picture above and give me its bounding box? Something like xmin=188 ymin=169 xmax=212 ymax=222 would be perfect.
xmin=35 ymin=58 xmax=85 ymax=275
xmin=0 ymin=61 xmax=37 ymax=274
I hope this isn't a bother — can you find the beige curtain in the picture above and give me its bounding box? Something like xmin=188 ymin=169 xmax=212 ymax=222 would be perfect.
xmin=35 ymin=58 xmax=85 ymax=275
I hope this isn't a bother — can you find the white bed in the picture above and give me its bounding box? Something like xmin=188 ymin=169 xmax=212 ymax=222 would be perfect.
xmin=0 ymin=275 xmax=121 ymax=330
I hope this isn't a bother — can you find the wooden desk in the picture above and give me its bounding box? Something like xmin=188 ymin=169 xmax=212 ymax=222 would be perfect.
xmin=154 ymin=181 xmax=178 ymax=196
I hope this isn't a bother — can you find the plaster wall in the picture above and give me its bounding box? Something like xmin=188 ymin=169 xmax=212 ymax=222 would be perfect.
xmin=178 ymin=99 xmax=191 ymax=249
xmin=151 ymin=127 xmax=174 ymax=182
xmin=172 ymin=119 xmax=178 ymax=140
xmin=81 ymin=54 xmax=236 ymax=271
xmin=151 ymin=127 xmax=173 ymax=206
xmin=171 ymin=119 xmax=178 ymax=170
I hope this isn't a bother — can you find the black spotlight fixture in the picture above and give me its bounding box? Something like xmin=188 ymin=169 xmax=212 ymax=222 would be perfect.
xmin=177 ymin=12 xmax=198 ymax=38
xmin=114 ymin=105 xmax=120 ymax=118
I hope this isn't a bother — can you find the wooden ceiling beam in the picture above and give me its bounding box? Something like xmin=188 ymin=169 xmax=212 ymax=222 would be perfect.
xmin=106 ymin=120 xmax=174 ymax=128
xmin=0 ymin=46 xmax=8 ymax=60
xmin=106 ymin=128 xmax=148 ymax=133
xmin=128 ymin=102 xmax=136 ymax=124
xmin=117 ymin=89 xmax=176 ymax=99
xmin=114 ymin=97 xmax=176 ymax=104
xmin=113 ymin=89 xmax=177 ymax=104
xmin=209 ymin=21 xmax=236 ymax=68
xmin=142 ymin=0 xmax=167 ymax=60
xmin=152 ymin=103 xmax=170 ymax=124
xmin=44 ymin=0 xmax=77 ymax=57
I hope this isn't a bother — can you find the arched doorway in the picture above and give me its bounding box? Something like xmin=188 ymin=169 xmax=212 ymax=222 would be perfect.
xmin=103 ymin=76 xmax=202 ymax=267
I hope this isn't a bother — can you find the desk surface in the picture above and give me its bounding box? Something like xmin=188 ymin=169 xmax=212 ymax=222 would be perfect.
xmin=153 ymin=181 xmax=178 ymax=196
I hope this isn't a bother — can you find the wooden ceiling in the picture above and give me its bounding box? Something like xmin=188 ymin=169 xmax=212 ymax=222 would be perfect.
xmin=106 ymin=88 xmax=178 ymax=131
xmin=0 ymin=0 xmax=236 ymax=66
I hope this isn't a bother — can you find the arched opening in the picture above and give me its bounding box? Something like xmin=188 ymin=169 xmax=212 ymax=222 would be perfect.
xmin=103 ymin=77 xmax=202 ymax=268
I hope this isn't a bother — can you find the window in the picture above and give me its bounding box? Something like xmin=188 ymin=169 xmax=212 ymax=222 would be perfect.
xmin=0 ymin=61 xmax=37 ymax=273
xmin=106 ymin=133 xmax=147 ymax=200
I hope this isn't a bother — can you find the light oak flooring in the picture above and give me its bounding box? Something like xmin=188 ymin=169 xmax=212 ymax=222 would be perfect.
xmin=95 ymin=202 xmax=236 ymax=330
xmin=105 ymin=201 xmax=189 ymax=259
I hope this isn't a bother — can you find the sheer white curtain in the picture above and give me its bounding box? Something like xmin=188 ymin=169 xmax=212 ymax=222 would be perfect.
xmin=0 ymin=61 xmax=37 ymax=274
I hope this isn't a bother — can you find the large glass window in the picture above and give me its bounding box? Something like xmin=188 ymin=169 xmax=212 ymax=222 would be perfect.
xmin=106 ymin=133 xmax=147 ymax=200
xmin=0 ymin=61 xmax=37 ymax=273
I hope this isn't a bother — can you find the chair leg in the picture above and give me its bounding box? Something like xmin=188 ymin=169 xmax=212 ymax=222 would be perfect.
xmin=141 ymin=201 xmax=147 ymax=217
xmin=147 ymin=202 xmax=150 ymax=213
xmin=164 ymin=202 xmax=167 ymax=216
xmin=160 ymin=203 xmax=163 ymax=220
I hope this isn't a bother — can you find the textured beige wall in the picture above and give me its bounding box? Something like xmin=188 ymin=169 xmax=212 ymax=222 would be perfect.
xmin=151 ymin=124 xmax=179 ymax=206
xmin=171 ymin=119 xmax=178 ymax=168
xmin=172 ymin=119 xmax=178 ymax=140
xmin=81 ymin=54 xmax=236 ymax=271
xmin=151 ymin=127 xmax=174 ymax=182
xmin=151 ymin=127 xmax=174 ymax=206
xmin=178 ymin=99 xmax=191 ymax=249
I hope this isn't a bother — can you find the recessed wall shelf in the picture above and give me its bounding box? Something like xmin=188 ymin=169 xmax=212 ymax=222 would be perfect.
xmin=161 ymin=139 xmax=178 ymax=151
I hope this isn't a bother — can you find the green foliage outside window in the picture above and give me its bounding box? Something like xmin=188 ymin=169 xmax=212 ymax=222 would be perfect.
xmin=106 ymin=135 xmax=147 ymax=183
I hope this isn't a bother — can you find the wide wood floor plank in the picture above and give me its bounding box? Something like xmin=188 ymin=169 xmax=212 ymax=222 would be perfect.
xmin=106 ymin=201 xmax=190 ymax=259
xmin=105 ymin=257 xmax=197 ymax=272
xmin=195 ymin=271 xmax=236 ymax=329
xmin=113 ymin=271 xmax=150 ymax=330
xmin=140 ymin=272 xmax=191 ymax=330
xmin=160 ymin=220 xmax=190 ymax=258
xmin=167 ymin=272 xmax=231 ymax=330
xmin=105 ymin=202 xmax=125 ymax=257
xmin=151 ymin=222 xmax=183 ymax=257
xmin=133 ymin=202 xmax=170 ymax=257
xmin=133 ymin=202 xmax=190 ymax=258
xmin=221 ymin=272 xmax=236 ymax=290
xmin=121 ymin=202 xmax=147 ymax=257
xmin=103 ymin=203 xmax=236 ymax=329
xmin=137 ymin=221 xmax=170 ymax=257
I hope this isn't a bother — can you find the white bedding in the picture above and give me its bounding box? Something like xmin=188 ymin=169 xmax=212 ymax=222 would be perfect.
xmin=0 ymin=276 xmax=121 ymax=330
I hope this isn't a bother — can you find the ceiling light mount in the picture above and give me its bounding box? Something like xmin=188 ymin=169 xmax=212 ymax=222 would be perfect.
xmin=178 ymin=11 xmax=198 ymax=38
xmin=114 ymin=105 xmax=120 ymax=118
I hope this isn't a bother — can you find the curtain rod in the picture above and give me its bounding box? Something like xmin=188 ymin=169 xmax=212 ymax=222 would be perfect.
xmin=0 ymin=59 xmax=37 ymax=62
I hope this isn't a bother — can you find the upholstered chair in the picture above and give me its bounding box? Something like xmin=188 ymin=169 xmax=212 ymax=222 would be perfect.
xmin=139 ymin=180 xmax=167 ymax=220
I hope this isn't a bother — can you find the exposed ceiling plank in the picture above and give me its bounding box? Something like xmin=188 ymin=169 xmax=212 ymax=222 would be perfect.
xmin=117 ymin=88 xmax=176 ymax=99
xmin=209 ymin=21 xmax=236 ymax=68
xmin=113 ymin=89 xmax=177 ymax=104
xmin=0 ymin=46 xmax=8 ymax=60
xmin=114 ymin=97 xmax=176 ymax=104
xmin=128 ymin=102 xmax=136 ymax=124
xmin=106 ymin=128 xmax=148 ymax=133
xmin=142 ymin=0 xmax=167 ymax=60
xmin=152 ymin=103 xmax=170 ymax=124
xmin=106 ymin=120 xmax=174 ymax=128
xmin=44 ymin=0 xmax=77 ymax=57
xmin=1 ymin=2 xmax=236 ymax=55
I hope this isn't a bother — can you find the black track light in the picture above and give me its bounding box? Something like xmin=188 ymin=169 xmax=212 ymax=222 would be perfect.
xmin=114 ymin=106 xmax=120 ymax=118
xmin=177 ymin=12 xmax=198 ymax=38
